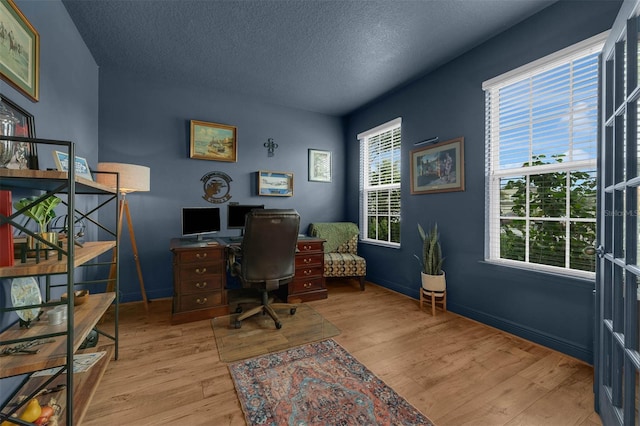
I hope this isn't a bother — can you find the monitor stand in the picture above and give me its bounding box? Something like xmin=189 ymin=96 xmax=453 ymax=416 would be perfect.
xmin=229 ymin=229 xmax=244 ymax=242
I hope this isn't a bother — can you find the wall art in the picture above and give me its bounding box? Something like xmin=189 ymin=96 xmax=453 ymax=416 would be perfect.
xmin=52 ymin=150 xmax=93 ymax=181
xmin=190 ymin=119 xmax=237 ymax=162
xmin=308 ymin=149 xmax=331 ymax=182
xmin=410 ymin=137 xmax=465 ymax=194
xmin=257 ymin=170 xmax=293 ymax=197
xmin=201 ymin=170 xmax=232 ymax=204
xmin=0 ymin=0 xmax=39 ymax=101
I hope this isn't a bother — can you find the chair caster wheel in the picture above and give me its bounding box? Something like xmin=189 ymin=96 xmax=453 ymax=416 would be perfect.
xmin=234 ymin=320 xmax=242 ymax=329
xmin=275 ymin=322 xmax=282 ymax=329
xmin=235 ymin=306 xmax=243 ymax=314
xmin=290 ymin=308 xmax=297 ymax=315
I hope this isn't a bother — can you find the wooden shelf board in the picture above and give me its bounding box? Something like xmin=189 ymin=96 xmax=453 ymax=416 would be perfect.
xmin=0 ymin=241 xmax=116 ymax=278
xmin=0 ymin=293 xmax=115 ymax=379
xmin=0 ymin=169 xmax=116 ymax=194
xmin=0 ymin=344 xmax=114 ymax=426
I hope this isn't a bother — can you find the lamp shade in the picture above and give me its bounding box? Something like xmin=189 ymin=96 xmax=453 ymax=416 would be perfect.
xmin=96 ymin=162 xmax=150 ymax=193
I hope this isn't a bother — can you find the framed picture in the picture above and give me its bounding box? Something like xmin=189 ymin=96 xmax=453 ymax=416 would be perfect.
xmin=0 ymin=94 xmax=37 ymax=169
xmin=410 ymin=137 xmax=465 ymax=195
xmin=52 ymin=150 xmax=93 ymax=181
xmin=308 ymin=149 xmax=331 ymax=182
xmin=0 ymin=0 xmax=39 ymax=101
xmin=257 ymin=170 xmax=293 ymax=197
xmin=190 ymin=120 xmax=237 ymax=162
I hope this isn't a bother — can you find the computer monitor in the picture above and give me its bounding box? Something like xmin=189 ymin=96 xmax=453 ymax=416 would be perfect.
xmin=181 ymin=207 xmax=221 ymax=240
xmin=227 ymin=204 xmax=264 ymax=232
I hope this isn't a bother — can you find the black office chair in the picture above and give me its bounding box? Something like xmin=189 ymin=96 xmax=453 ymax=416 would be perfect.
xmin=228 ymin=209 xmax=300 ymax=329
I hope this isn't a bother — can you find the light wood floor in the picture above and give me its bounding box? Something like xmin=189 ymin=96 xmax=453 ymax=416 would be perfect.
xmin=84 ymin=280 xmax=602 ymax=425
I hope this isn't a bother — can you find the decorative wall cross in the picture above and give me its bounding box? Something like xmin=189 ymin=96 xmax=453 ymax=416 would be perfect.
xmin=264 ymin=138 xmax=278 ymax=157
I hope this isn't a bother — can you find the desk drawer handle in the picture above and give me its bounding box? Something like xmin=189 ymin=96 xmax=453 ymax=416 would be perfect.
xmin=195 ymin=268 xmax=207 ymax=274
xmin=303 ymin=257 xmax=313 ymax=264
xmin=303 ymin=245 xmax=312 ymax=250
xmin=195 ymin=282 xmax=207 ymax=289
xmin=304 ymin=282 xmax=313 ymax=288
xmin=196 ymin=297 xmax=208 ymax=305
xmin=196 ymin=253 xmax=207 ymax=259
xmin=303 ymin=269 xmax=313 ymax=275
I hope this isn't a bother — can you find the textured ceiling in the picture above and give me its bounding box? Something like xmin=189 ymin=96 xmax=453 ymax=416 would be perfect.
xmin=62 ymin=0 xmax=556 ymax=116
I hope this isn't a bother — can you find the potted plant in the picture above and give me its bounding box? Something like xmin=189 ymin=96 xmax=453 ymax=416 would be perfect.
xmin=414 ymin=223 xmax=446 ymax=292
xmin=14 ymin=195 xmax=62 ymax=248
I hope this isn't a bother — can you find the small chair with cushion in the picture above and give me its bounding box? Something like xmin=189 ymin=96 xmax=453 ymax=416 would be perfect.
xmin=308 ymin=222 xmax=366 ymax=290
xmin=228 ymin=209 xmax=300 ymax=329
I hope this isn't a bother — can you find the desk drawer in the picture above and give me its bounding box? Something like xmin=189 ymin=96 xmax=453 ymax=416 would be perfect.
xmin=175 ymin=248 xmax=223 ymax=264
xmin=297 ymin=240 xmax=323 ymax=253
xmin=176 ymin=291 xmax=223 ymax=312
xmin=291 ymin=277 xmax=324 ymax=293
xmin=295 ymin=265 xmax=323 ymax=279
xmin=295 ymin=253 xmax=323 ymax=268
xmin=178 ymin=276 xmax=223 ymax=294
xmin=178 ymin=263 xmax=223 ymax=281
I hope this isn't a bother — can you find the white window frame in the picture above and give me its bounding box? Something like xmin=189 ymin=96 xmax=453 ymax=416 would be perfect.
xmin=483 ymin=32 xmax=607 ymax=279
xmin=358 ymin=117 xmax=402 ymax=248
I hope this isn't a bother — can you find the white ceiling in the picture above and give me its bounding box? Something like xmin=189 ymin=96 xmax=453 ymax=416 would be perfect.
xmin=62 ymin=0 xmax=557 ymax=116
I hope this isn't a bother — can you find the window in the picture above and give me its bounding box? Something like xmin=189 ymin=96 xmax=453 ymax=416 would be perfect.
xmin=483 ymin=33 xmax=606 ymax=278
xmin=358 ymin=117 xmax=401 ymax=247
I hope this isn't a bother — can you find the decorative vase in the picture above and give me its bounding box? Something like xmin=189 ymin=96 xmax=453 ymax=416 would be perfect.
xmin=27 ymin=232 xmax=59 ymax=250
xmin=0 ymin=101 xmax=17 ymax=168
xmin=421 ymin=271 xmax=446 ymax=292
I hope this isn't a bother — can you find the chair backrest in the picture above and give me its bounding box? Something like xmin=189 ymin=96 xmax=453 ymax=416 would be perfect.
xmin=240 ymin=209 xmax=300 ymax=286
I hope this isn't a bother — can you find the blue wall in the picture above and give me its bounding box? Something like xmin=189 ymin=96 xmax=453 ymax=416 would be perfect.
xmin=0 ymin=0 xmax=622 ymax=379
xmin=97 ymin=70 xmax=345 ymax=302
xmin=1 ymin=0 xmax=99 ymax=401
xmin=344 ymin=0 xmax=621 ymax=363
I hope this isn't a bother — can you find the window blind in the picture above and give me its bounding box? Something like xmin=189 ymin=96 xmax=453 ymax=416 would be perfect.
xmin=483 ymin=36 xmax=603 ymax=277
xmin=359 ymin=118 xmax=402 ymax=246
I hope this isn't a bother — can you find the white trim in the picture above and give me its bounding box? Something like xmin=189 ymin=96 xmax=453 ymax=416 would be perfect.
xmin=357 ymin=117 xmax=402 ymax=140
xmin=482 ymin=31 xmax=608 ymax=90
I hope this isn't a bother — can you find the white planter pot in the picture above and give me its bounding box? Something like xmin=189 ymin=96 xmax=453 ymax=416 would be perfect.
xmin=421 ymin=271 xmax=446 ymax=292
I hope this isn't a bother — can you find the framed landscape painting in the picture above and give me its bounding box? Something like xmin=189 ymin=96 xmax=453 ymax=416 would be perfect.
xmin=410 ymin=137 xmax=465 ymax=195
xmin=0 ymin=0 xmax=39 ymax=101
xmin=190 ymin=120 xmax=237 ymax=162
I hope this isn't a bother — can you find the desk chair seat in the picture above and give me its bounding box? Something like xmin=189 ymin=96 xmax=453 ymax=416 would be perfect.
xmin=228 ymin=209 xmax=300 ymax=329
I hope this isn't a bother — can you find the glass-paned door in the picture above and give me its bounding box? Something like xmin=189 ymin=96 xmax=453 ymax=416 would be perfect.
xmin=597 ymin=2 xmax=640 ymax=424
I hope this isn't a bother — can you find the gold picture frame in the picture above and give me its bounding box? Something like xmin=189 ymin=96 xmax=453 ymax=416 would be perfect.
xmin=410 ymin=137 xmax=465 ymax=195
xmin=257 ymin=170 xmax=293 ymax=197
xmin=190 ymin=120 xmax=237 ymax=162
xmin=0 ymin=0 xmax=39 ymax=101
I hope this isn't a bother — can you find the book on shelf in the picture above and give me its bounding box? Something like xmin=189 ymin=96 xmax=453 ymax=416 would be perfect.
xmin=0 ymin=190 xmax=14 ymax=267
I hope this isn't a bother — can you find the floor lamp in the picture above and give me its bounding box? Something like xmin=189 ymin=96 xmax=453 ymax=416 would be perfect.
xmin=97 ymin=162 xmax=150 ymax=311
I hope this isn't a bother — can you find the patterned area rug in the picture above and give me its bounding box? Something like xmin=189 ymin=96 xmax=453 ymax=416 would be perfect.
xmin=229 ymin=339 xmax=434 ymax=426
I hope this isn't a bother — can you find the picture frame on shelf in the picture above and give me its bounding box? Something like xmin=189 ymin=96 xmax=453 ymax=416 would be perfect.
xmin=52 ymin=150 xmax=93 ymax=181
xmin=0 ymin=94 xmax=38 ymax=169
xmin=308 ymin=149 xmax=331 ymax=182
xmin=190 ymin=120 xmax=237 ymax=162
xmin=0 ymin=0 xmax=40 ymax=101
xmin=257 ymin=170 xmax=293 ymax=197
xmin=410 ymin=137 xmax=465 ymax=195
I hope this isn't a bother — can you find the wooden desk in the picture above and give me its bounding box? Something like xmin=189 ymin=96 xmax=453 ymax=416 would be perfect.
xmin=169 ymin=236 xmax=327 ymax=324
xmin=170 ymin=239 xmax=228 ymax=324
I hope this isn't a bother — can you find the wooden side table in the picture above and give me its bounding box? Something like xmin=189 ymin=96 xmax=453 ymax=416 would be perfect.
xmin=287 ymin=237 xmax=327 ymax=302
